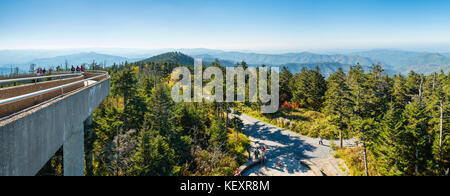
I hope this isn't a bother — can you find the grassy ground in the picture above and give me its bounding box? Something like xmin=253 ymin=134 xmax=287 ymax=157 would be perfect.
xmin=236 ymin=104 xmax=339 ymax=139
xmin=227 ymin=128 xmax=251 ymax=164
xmin=334 ymin=147 xmax=380 ymax=176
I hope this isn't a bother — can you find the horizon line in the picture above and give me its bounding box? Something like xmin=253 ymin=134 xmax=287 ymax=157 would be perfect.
xmin=0 ymin=47 xmax=449 ymax=54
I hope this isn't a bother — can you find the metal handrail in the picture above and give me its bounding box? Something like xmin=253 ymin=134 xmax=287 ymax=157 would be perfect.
xmin=0 ymin=72 xmax=108 ymax=105
xmin=0 ymin=73 xmax=83 ymax=84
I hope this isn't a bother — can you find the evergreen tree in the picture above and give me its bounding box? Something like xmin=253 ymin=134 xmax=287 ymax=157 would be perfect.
xmin=402 ymin=101 xmax=431 ymax=175
xmin=111 ymin=66 xmax=138 ymax=131
xmin=392 ymin=74 xmax=410 ymax=110
xmin=130 ymin=129 xmax=179 ymax=176
xmin=366 ymin=64 xmax=390 ymax=116
xmin=323 ymin=68 xmax=353 ymax=148
xmin=347 ymin=63 xmax=369 ymax=118
xmin=352 ymin=117 xmax=378 ymax=176
xmin=424 ymin=71 xmax=449 ymax=174
xmin=208 ymin=119 xmax=228 ymax=151
xmin=406 ymin=71 xmax=421 ymax=96
xmin=280 ymin=67 xmax=293 ymax=104
xmin=146 ymin=83 xmax=177 ymax=136
xmin=292 ymin=66 xmax=327 ymax=110
xmin=175 ymin=102 xmax=209 ymax=148
xmin=373 ymin=106 xmax=404 ymax=176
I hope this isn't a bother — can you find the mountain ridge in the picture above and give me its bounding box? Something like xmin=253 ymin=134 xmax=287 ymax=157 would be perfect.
xmin=138 ymin=52 xmax=195 ymax=65
xmin=1 ymin=49 xmax=448 ymax=75
xmin=194 ymin=51 xmax=377 ymax=66
xmin=350 ymin=49 xmax=450 ymax=74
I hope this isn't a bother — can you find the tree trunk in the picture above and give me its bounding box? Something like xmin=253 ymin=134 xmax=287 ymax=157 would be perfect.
xmin=339 ymin=109 xmax=343 ymax=148
xmin=418 ymin=76 xmax=424 ymax=103
xmin=433 ymin=73 xmax=437 ymax=91
xmin=362 ymin=133 xmax=369 ymax=176
xmin=226 ymin=108 xmax=229 ymax=127
xmin=123 ymin=93 xmax=128 ymax=133
xmin=439 ymin=100 xmax=443 ymax=170
xmin=116 ymin=125 xmax=120 ymax=176
xmin=86 ymin=151 xmax=93 ymax=176
xmin=415 ymin=147 xmax=419 ymax=174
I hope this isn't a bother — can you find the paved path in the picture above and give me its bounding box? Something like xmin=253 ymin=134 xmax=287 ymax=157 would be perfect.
xmin=238 ymin=113 xmax=338 ymax=176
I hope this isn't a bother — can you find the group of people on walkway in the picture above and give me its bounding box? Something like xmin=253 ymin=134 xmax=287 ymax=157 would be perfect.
xmin=36 ymin=67 xmax=52 ymax=76
xmin=248 ymin=145 xmax=267 ymax=163
xmin=236 ymin=136 xmax=325 ymax=176
xmin=71 ymin=65 xmax=85 ymax=73
xmin=36 ymin=65 xmax=86 ymax=76
xmin=235 ymin=145 xmax=268 ymax=176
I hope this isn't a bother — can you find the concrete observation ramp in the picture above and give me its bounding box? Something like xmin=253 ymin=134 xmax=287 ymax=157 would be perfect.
xmin=0 ymin=75 xmax=85 ymax=118
xmin=0 ymin=73 xmax=110 ymax=176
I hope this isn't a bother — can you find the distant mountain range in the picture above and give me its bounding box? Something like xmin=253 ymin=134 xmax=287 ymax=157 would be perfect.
xmin=0 ymin=67 xmax=13 ymax=76
xmin=0 ymin=52 xmax=139 ymax=71
xmin=349 ymin=50 xmax=450 ymax=74
xmin=0 ymin=49 xmax=448 ymax=76
xmin=137 ymin=52 xmax=379 ymax=77
xmin=0 ymin=67 xmax=27 ymax=76
xmin=192 ymin=50 xmax=449 ymax=75
xmin=193 ymin=52 xmax=376 ymax=67
xmin=443 ymin=52 xmax=450 ymax=57
xmin=194 ymin=50 xmax=450 ymax=74
xmin=30 ymin=52 xmax=136 ymax=67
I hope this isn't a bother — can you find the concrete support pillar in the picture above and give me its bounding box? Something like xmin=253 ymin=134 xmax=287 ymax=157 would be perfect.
xmin=84 ymin=114 xmax=94 ymax=176
xmin=85 ymin=115 xmax=93 ymax=126
xmin=63 ymin=124 xmax=84 ymax=176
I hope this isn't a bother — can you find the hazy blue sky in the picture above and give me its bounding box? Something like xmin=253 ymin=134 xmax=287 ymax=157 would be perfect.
xmin=1 ymin=0 xmax=450 ymax=51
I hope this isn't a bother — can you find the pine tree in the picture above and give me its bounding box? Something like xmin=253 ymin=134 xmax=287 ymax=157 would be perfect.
xmin=146 ymin=83 xmax=177 ymax=137
xmin=392 ymin=74 xmax=410 ymax=110
xmin=323 ymin=68 xmax=353 ymax=148
xmin=208 ymin=119 xmax=228 ymax=151
xmin=424 ymin=71 xmax=449 ymax=174
xmin=373 ymin=105 xmax=404 ymax=176
xmin=366 ymin=64 xmax=390 ymax=118
xmin=280 ymin=67 xmax=293 ymax=104
xmin=352 ymin=117 xmax=378 ymax=176
xmin=402 ymin=101 xmax=431 ymax=175
xmin=292 ymin=66 xmax=327 ymax=110
xmin=130 ymin=129 xmax=178 ymax=176
xmin=347 ymin=64 xmax=368 ymax=118
xmin=406 ymin=71 xmax=421 ymax=96
xmin=111 ymin=66 xmax=138 ymax=131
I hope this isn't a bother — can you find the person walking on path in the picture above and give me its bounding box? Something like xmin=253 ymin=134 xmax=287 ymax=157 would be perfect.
xmin=255 ymin=148 xmax=260 ymax=160
xmin=247 ymin=147 xmax=252 ymax=160
xmin=319 ymin=136 xmax=324 ymax=146
xmin=261 ymin=146 xmax=266 ymax=164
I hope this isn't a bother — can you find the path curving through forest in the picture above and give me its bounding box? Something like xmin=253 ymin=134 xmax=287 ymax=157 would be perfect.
xmin=237 ymin=113 xmax=347 ymax=176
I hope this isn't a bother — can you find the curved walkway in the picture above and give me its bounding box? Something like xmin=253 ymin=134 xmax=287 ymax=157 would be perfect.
xmin=238 ymin=113 xmax=341 ymax=176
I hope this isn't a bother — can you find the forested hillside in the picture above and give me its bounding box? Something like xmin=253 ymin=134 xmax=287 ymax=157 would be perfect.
xmin=37 ymin=53 xmax=448 ymax=176
xmin=38 ymin=57 xmax=250 ymax=176
xmin=242 ymin=64 xmax=449 ymax=176
xmin=139 ymin=52 xmax=195 ymax=65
